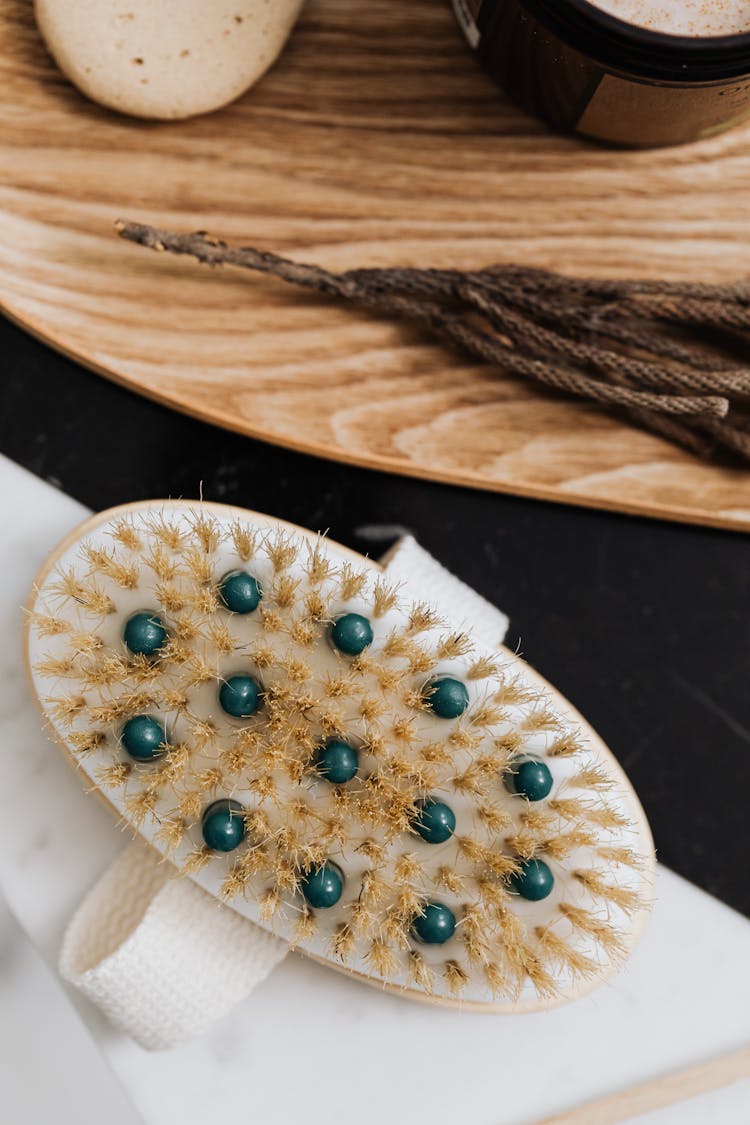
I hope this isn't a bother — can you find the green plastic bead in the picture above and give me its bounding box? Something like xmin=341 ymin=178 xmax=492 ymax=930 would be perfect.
xmin=218 ymin=570 xmax=262 ymax=615
xmin=314 ymin=740 xmax=359 ymax=784
xmin=301 ymin=862 xmax=344 ymax=909
xmin=507 ymin=758 xmax=554 ymax=802
xmin=121 ymin=715 xmax=168 ymax=761
xmin=219 ymin=674 xmax=262 ymax=718
xmin=201 ymin=799 xmax=247 ymax=852
xmin=411 ymin=902 xmax=456 ymax=945
xmin=412 ymin=798 xmax=456 ymax=844
xmin=330 ymin=613 xmax=373 ymax=656
xmin=511 ymin=858 xmax=555 ymax=901
xmin=123 ymin=611 xmax=167 ymax=656
xmin=423 ymin=676 xmax=469 ymax=719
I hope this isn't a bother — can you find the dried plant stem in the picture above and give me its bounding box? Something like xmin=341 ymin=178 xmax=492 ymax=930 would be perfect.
xmin=116 ymin=220 xmax=750 ymax=462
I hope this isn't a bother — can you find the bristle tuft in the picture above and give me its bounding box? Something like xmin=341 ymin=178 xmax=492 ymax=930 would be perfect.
xmin=558 ymin=903 xmax=627 ymax=956
xmin=536 ymin=927 xmax=598 ymax=979
xmin=408 ymin=950 xmax=434 ymax=993
xmin=437 ymin=632 xmax=473 ymax=660
xmin=367 ymin=939 xmax=399 ymax=978
xmin=574 ymin=870 xmax=642 ymax=914
xmin=83 ymin=546 xmax=139 ymax=590
xmin=443 ymin=960 xmax=469 ymax=995
xmin=372 ymin=579 xmax=399 ymax=617
xmin=467 ymin=656 xmax=499 ymax=680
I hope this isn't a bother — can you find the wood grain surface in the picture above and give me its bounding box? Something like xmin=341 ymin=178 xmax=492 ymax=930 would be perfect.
xmin=1 ymin=0 xmax=749 ymax=530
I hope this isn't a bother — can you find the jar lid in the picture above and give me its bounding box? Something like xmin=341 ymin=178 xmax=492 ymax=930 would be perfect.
xmin=516 ymin=0 xmax=750 ymax=81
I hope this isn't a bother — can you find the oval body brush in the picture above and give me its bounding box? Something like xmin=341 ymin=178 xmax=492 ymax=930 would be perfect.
xmin=26 ymin=500 xmax=654 ymax=1018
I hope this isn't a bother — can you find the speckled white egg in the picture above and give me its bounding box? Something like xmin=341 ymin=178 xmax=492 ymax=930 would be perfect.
xmin=34 ymin=0 xmax=305 ymax=120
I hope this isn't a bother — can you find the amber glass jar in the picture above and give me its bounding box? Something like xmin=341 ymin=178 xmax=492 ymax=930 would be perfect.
xmin=452 ymin=0 xmax=750 ymax=146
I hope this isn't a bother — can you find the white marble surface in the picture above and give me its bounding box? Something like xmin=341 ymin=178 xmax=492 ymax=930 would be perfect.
xmin=0 ymin=892 xmax=140 ymax=1125
xmin=0 ymin=454 xmax=748 ymax=1125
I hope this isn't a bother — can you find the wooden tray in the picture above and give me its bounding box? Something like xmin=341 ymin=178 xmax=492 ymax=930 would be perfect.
xmin=1 ymin=0 xmax=749 ymax=531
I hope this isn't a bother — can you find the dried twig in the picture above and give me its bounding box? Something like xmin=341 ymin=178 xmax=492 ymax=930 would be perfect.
xmin=116 ymin=220 xmax=750 ymax=462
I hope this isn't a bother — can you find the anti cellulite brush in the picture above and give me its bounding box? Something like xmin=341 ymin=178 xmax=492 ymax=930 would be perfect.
xmin=25 ymin=500 xmax=654 ymax=1043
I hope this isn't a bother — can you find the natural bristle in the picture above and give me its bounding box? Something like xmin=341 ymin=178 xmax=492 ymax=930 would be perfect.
xmin=29 ymin=504 xmax=649 ymax=1008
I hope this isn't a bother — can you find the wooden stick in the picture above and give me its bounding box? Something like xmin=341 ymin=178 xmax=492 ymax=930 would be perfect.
xmin=535 ymin=1045 xmax=750 ymax=1125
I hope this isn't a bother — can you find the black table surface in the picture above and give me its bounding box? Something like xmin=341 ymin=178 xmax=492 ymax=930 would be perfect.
xmin=2 ymin=313 xmax=748 ymax=917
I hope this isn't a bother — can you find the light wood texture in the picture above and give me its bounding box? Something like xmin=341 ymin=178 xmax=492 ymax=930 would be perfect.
xmin=1 ymin=0 xmax=749 ymax=530
xmin=535 ymin=1044 xmax=750 ymax=1125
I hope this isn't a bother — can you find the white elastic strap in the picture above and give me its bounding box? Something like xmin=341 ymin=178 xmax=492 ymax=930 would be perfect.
xmin=59 ymin=838 xmax=288 ymax=1050
xmin=59 ymin=536 xmax=509 ymax=1049
xmin=381 ymin=535 xmax=509 ymax=648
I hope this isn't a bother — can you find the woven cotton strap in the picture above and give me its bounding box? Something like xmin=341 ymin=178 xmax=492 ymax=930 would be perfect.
xmin=59 ymin=838 xmax=288 ymax=1050
xmin=380 ymin=536 xmax=509 ymax=650
xmin=59 ymin=536 xmax=509 ymax=1049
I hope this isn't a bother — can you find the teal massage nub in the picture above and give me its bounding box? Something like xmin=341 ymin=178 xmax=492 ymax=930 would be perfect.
xmin=202 ymin=799 xmax=247 ymax=852
xmin=511 ymin=858 xmax=555 ymax=901
xmin=219 ymin=569 xmax=262 ymax=614
xmin=330 ymin=613 xmax=373 ymax=655
xmin=507 ymin=757 xmax=554 ymax=802
xmin=219 ymin=674 xmax=262 ymax=718
xmin=301 ymin=862 xmax=344 ymax=909
xmin=121 ymin=715 xmax=168 ymax=761
xmin=423 ymin=675 xmax=470 ymax=718
xmin=412 ymin=902 xmax=456 ymax=945
xmin=123 ymin=610 xmax=167 ymax=656
xmin=413 ymin=798 xmax=456 ymax=844
xmin=314 ymin=739 xmax=359 ymax=784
